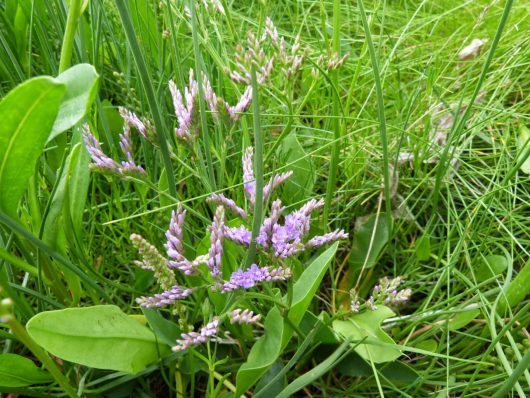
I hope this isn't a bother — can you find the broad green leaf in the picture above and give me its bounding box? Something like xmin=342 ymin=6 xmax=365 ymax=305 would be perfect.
xmin=333 ymin=306 xmax=401 ymax=363
xmin=276 ymin=340 xmax=350 ymax=398
xmin=349 ymin=213 xmax=390 ymax=270
xmin=49 ymin=64 xmax=99 ymax=141
xmin=299 ymin=311 xmax=338 ymax=345
xmin=337 ymin=352 xmax=419 ymax=385
xmin=497 ymin=257 xmax=530 ymax=314
xmin=0 ymin=353 xmax=53 ymax=387
xmin=235 ymin=307 xmax=286 ymax=396
xmin=475 ymin=254 xmax=509 ymax=283
xmin=414 ymin=339 xmax=438 ymax=352
xmin=517 ymin=125 xmax=530 ymax=174
xmin=287 ymin=242 xmax=339 ymax=327
xmin=415 ymin=235 xmax=431 ymax=261
xmin=142 ymin=307 xmax=181 ymax=347
xmin=0 ymin=76 xmax=65 ymax=218
xmin=448 ymin=309 xmax=481 ymax=330
xmin=27 ymin=305 xmax=170 ymax=374
xmin=280 ymin=133 xmax=314 ymax=203
xmin=236 ymin=243 xmax=339 ymax=395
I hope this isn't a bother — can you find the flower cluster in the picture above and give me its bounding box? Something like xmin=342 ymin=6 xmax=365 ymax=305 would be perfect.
xmin=350 ymin=276 xmax=412 ymax=312
xmin=227 ymin=17 xmax=306 ymax=85
xmin=172 ymin=318 xmax=220 ymax=352
xmin=219 ymin=147 xmax=348 ymax=259
xmin=229 ymin=309 xmax=261 ymax=325
xmin=130 ymin=145 xmax=348 ymax=351
xmin=83 ymin=109 xmax=146 ymax=177
xmin=169 ymin=69 xmax=253 ymax=138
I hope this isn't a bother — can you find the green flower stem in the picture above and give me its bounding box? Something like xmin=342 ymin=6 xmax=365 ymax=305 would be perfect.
xmin=245 ymin=65 xmax=264 ymax=267
xmin=357 ymin=0 xmax=393 ymax=236
xmin=58 ymin=0 xmax=82 ymax=73
xmin=0 ymin=300 xmax=78 ymax=397
xmin=323 ymin=0 xmax=342 ymax=228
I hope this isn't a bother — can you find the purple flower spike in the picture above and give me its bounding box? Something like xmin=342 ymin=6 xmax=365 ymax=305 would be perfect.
xmin=230 ymin=309 xmax=261 ymax=325
xmin=242 ymin=147 xmax=256 ymax=204
xmin=201 ymin=72 xmax=218 ymax=115
xmin=136 ymin=285 xmax=193 ymax=308
xmin=82 ymin=125 xmax=119 ymax=173
xmin=208 ymin=207 xmax=225 ymax=279
xmin=207 ymin=193 xmax=247 ymax=220
xmin=117 ymin=124 xmax=146 ymax=176
xmin=257 ymin=199 xmax=284 ymax=247
xmin=119 ymin=107 xmax=148 ymax=139
xmin=263 ymin=171 xmax=293 ymax=201
xmin=216 ymin=264 xmax=292 ymax=292
xmin=172 ymin=318 xmax=219 ymax=352
xmin=165 ymin=206 xmax=197 ymax=275
xmin=227 ymin=86 xmax=252 ymax=121
xmin=224 ymin=225 xmax=251 ymax=246
xmin=306 ymin=230 xmax=349 ymax=248
xmin=169 ymin=69 xmax=198 ymax=141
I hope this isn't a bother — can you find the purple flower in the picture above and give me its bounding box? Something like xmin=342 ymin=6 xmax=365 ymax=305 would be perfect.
xmin=165 ymin=206 xmax=197 ymax=275
xmin=119 ymin=107 xmax=149 ymax=139
xmin=207 ymin=193 xmax=247 ymax=220
xmin=118 ymin=123 xmax=145 ymax=175
xmin=242 ymin=147 xmax=256 ymax=204
xmin=256 ymin=199 xmax=284 ymax=247
xmin=263 ymin=171 xmax=293 ymax=201
xmin=169 ymin=69 xmax=198 ymax=141
xmin=172 ymin=317 xmax=219 ymax=352
xmin=216 ymin=264 xmax=292 ymax=292
xmin=229 ymin=309 xmax=261 ymax=325
xmin=306 ymin=230 xmax=349 ymax=248
xmin=224 ymin=225 xmax=251 ymax=246
xmin=226 ymin=86 xmax=252 ymax=121
xmin=208 ymin=207 xmax=225 ymax=278
xmin=82 ymin=125 xmax=119 ymax=172
xmin=136 ymin=285 xmax=193 ymax=308
xmin=201 ymin=72 xmax=218 ymax=115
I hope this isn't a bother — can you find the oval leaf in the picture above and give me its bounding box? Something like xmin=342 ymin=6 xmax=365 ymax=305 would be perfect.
xmin=333 ymin=306 xmax=401 ymax=363
xmin=49 ymin=64 xmax=99 ymax=141
xmin=0 ymin=353 xmax=53 ymax=387
xmin=349 ymin=213 xmax=389 ymax=270
xmin=27 ymin=305 xmax=169 ymax=373
xmin=0 ymin=76 xmax=65 ymax=218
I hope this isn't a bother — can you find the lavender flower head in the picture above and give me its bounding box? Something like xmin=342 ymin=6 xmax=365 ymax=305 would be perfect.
xmin=169 ymin=69 xmax=199 ymax=141
xmin=208 ymin=207 xmax=225 ymax=279
xmin=83 ymin=109 xmax=146 ymax=177
xmin=366 ymin=276 xmax=412 ymax=310
xmin=136 ymin=285 xmax=194 ymax=308
xmin=230 ymin=309 xmax=261 ymax=325
xmin=172 ymin=317 xmax=219 ymax=352
xmin=82 ymin=125 xmax=119 ymax=173
xmin=216 ymin=264 xmax=292 ymax=293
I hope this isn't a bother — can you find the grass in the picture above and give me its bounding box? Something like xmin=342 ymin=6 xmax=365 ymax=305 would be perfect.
xmin=0 ymin=0 xmax=529 ymax=396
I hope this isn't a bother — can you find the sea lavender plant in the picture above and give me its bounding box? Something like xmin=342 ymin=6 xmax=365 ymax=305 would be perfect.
xmin=131 ymin=145 xmax=348 ymax=352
